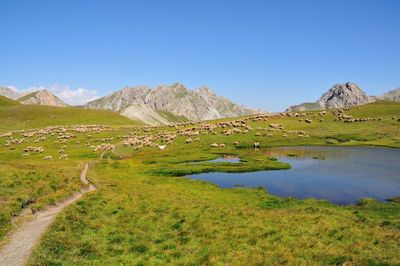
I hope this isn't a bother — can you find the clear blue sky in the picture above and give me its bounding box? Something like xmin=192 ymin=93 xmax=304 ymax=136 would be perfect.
xmin=1 ymin=0 xmax=399 ymax=111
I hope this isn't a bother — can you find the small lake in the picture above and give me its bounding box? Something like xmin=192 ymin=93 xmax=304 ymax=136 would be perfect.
xmin=187 ymin=146 xmax=400 ymax=205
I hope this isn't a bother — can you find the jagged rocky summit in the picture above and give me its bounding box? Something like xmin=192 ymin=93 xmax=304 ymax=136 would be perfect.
xmin=85 ymin=83 xmax=258 ymax=124
xmin=287 ymin=82 xmax=374 ymax=112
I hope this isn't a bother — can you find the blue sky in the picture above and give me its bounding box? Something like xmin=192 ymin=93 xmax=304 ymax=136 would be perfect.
xmin=0 ymin=0 xmax=399 ymax=110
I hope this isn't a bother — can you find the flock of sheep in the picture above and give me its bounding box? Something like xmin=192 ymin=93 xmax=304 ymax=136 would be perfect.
xmin=0 ymin=125 xmax=113 ymax=160
xmin=0 ymin=107 xmax=388 ymax=159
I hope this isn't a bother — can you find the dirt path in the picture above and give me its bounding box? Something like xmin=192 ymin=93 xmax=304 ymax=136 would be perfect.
xmin=0 ymin=163 xmax=96 ymax=266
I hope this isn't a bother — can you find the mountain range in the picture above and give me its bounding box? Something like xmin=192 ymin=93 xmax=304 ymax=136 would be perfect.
xmin=1 ymin=82 xmax=400 ymax=124
xmin=84 ymin=83 xmax=258 ymax=124
xmin=0 ymin=84 xmax=258 ymax=125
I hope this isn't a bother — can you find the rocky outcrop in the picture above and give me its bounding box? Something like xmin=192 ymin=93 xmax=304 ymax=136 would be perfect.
xmin=287 ymin=82 xmax=374 ymax=111
xmin=85 ymin=83 xmax=257 ymax=123
xmin=85 ymin=86 xmax=150 ymax=111
xmin=317 ymin=82 xmax=373 ymax=109
xmin=0 ymin=87 xmax=21 ymax=100
xmin=17 ymin=90 xmax=68 ymax=107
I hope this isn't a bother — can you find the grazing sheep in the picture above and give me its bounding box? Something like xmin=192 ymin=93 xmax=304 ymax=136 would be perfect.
xmin=305 ymin=118 xmax=312 ymax=124
xmin=24 ymin=146 xmax=45 ymax=153
xmin=210 ymin=143 xmax=219 ymax=148
xmin=253 ymin=142 xmax=260 ymax=148
xmin=185 ymin=138 xmax=193 ymax=144
xmin=158 ymin=145 xmax=166 ymax=150
xmin=59 ymin=154 xmax=69 ymax=160
xmin=42 ymin=155 xmax=53 ymax=160
xmin=219 ymin=143 xmax=225 ymax=148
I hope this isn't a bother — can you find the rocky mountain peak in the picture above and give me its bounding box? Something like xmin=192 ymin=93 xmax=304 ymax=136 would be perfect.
xmin=152 ymin=83 xmax=187 ymax=94
xmin=317 ymin=82 xmax=373 ymax=109
xmin=195 ymin=86 xmax=215 ymax=97
xmin=17 ymin=89 xmax=68 ymax=107
xmin=287 ymin=82 xmax=374 ymax=112
xmin=85 ymin=83 xmax=258 ymax=124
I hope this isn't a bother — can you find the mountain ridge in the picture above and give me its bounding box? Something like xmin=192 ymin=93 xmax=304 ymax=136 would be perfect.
xmin=376 ymin=87 xmax=400 ymax=102
xmin=85 ymin=83 xmax=258 ymax=124
xmin=17 ymin=89 xmax=68 ymax=107
xmin=0 ymin=87 xmax=22 ymax=100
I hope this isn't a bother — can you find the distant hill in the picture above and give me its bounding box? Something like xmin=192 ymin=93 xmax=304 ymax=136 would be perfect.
xmin=376 ymin=87 xmax=400 ymax=102
xmin=0 ymin=95 xmax=21 ymax=107
xmin=85 ymin=83 xmax=258 ymax=125
xmin=0 ymin=87 xmax=21 ymax=100
xmin=287 ymin=82 xmax=374 ymax=112
xmin=285 ymin=102 xmax=323 ymax=112
xmin=0 ymin=104 xmax=142 ymax=132
xmin=17 ymin=89 xmax=68 ymax=107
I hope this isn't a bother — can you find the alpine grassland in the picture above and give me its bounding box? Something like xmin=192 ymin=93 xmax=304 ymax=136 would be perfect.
xmin=0 ymin=104 xmax=142 ymax=132
xmin=0 ymin=101 xmax=399 ymax=265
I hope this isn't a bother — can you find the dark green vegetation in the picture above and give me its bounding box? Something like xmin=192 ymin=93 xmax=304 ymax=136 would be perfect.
xmin=0 ymin=101 xmax=399 ymax=265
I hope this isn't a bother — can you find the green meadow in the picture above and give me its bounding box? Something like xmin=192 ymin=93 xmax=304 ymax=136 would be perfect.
xmin=0 ymin=101 xmax=399 ymax=265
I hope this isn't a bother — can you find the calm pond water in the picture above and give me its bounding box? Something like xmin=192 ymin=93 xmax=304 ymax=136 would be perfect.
xmin=205 ymin=157 xmax=241 ymax=163
xmin=188 ymin=157 xmax=240 ymax=164
xmin=187 ymin=146 xmax=400 ymax=205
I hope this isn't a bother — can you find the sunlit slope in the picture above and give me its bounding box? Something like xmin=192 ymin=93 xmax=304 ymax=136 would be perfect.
xmin=0 ymin=104 xmax=143 ymax=132
xmin=0 ymin=95 xmax=20 ymax=107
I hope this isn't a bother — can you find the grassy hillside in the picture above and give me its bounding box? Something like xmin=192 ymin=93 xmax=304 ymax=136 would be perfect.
xmin=16 ymin=91 xmax=38 ymax=102
xmin=0 ymin=105 xmax=142 ymax=132
xmin=0 ymin=101 xmax=398 ymax=265
xmin=0 ymin=95 xmax=20 ymax=107
xmin=0 ymin=161 xmax=83 ymax=241
xmin=156 ymin=110 xmax=189 ymax=123
xmin=30 ymin=160 xmax=399 ymax=265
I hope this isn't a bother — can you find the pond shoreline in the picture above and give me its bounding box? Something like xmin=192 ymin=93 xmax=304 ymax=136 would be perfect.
xmin=186 ymin=146 xmax=400 ymax=205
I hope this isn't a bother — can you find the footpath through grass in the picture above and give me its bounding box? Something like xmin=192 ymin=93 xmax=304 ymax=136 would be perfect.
xmin=29 ymin=160 xmax=400 ymax=265
xmin=0 ymin=161 xmax=82 ymax=242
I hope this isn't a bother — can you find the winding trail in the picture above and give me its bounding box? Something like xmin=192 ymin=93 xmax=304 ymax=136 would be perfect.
xmin=0 ymin=163 xmax=96 ymax=266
